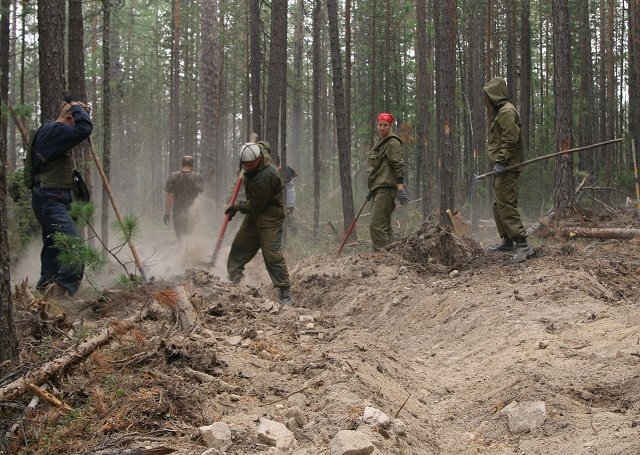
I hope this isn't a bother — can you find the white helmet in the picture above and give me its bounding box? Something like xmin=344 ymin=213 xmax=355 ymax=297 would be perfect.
xmin=240 ymin=143 xmax=262 ymax=162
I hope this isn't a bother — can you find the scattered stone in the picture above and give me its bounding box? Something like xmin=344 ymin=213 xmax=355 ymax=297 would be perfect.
xmin=229 ymin=394 xmax=241 ymax=402
xmin=299 ymin=335 xmax=312 ymax=342
xmin=201 ymin=449 xmax=223 ymax=455
xmin=362 ymin=406 xmax=390 ymax=426
xmin=538 ymin=340 xmax=549 ymax=349
xmin=286 ymin=406 xmax=308 ymax=427
xmin=305 ymin=322 xmax=315 ymax=329
xmin=259 ymin=350 xmax=273 ymax=361
xmin=287 ymin=392 xmax=307 ymax=408
xmin=257 ymin=418 xmax=297 ymax=448
xmin=399 ymin=266 xmax=408 ymax=274
xmin=299 ymin=315 xmax=315 ymax=323
xmin=330 ymin=430 xmax=375 ymax=455
xmin=392 ymin=297 xmax=400 ymax=306
xmin=391 ymin=418 xmax=407 ymax=436
xmin=501 ymin=401 xmax=547 ymax=434
xmin=199 ymin=422 xmax=232 ymax=449
xmin=224 ymin=336 xmax=242 ymax=347
xmin=287 ymin=416 xmax=299 ymax=429
xmin=448 ymin=270 xmax=460 ymax=278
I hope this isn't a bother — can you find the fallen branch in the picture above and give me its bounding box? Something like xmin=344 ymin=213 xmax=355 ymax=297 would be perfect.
xmin=550 ymin=226 xmax=640 ymax=240
xmin=26 ymin=382 xmax=72 ymax=412
xmin=173 ymin=286 xmax=199 ymax=333
xmin=0 ymin=308 xmax=149 ymax=402
xmin=5 ymin=384 xmax=46 ymax=438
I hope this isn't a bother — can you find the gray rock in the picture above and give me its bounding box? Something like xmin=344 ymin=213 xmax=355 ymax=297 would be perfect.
xmin=362 ymin=406 xmax=390 ymax=425
xmin=224 ymin=336 xmax=242 ymax=346
xmin=330 ymin=430 xmax=374 ymax=455
xmin=199 ymin=422 xmax=232 ymax=449
xmin=257 ymin=418 xmax=297 ymax=448
xmin=287 ymin=392 xmax=307 ymax=408
xmin=286 ymin=406 xmax=308 ymax=427
xmin=502 ymin=401 xmax=547 ymax=434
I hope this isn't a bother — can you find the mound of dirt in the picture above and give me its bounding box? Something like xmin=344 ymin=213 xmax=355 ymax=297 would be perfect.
xmin=2 ymin=216 xmax=640 ymax=454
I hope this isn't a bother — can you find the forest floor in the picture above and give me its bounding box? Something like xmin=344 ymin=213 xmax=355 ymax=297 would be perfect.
xmin=2 ymin=210 xmax=640 ymax=455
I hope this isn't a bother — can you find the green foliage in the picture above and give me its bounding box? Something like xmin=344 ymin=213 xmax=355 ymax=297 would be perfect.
xmin=6 ymin=170 xmax=38 ymax=256
xmin=111 ymin=214 xmax=140 ymax=244
xmin=52 ymin=231 xmax=105 ymax=274
xmin=69 ymin=201 xmax=96 ymax=229
xmin=115 ymin=273 xmax=137 ymax=291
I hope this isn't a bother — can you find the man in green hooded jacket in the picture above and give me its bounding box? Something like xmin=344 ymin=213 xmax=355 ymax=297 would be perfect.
xmin=483 ymin=77 xmax=534 ymax=264
xmin=225 ymin=143 xmax=293 ymax=305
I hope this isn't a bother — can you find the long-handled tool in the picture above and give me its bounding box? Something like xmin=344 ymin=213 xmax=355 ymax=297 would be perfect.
xmin=468 ymin=138 xmax=622 ymax=198
xmin=211 ymin=173 xmax=244 ymax=265
xmin=476 ymin=138 xmax=622 ymax=180
xmin=336 ymin=195 xmax=371 ymax=256
xmin=87 ymin=137 xmax=149 ymax=284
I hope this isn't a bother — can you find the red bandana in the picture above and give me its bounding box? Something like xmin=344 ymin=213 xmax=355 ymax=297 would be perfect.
xmin=377 ymin=112 xmax=394 ymax=124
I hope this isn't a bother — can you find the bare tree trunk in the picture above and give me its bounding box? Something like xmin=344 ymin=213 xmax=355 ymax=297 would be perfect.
xmin=38 ymin=0 xmax=65 ymax=122
xmin=249 ymin=0 xmax=262 ymax=138
xmin=520 ymin=0 xmax=531 ymax=155
xmin=631 ymin=0 xmax=640 ymax=158
xmin=290 ymin=0 xmax=304 ymax=169
xmin=201 ymin=0 xmax=221 ymax=198
xmin=471 ymin=0 xmax=486 ymax=231
xmin=505 ymin=0 xmax=517 ymax=104
xmin=552 ymin=0 xmax=575 ymax=213
xmin=435 ymin=0 xmax=456 ymax=226
xmin=312 ymin=0 xmax=321 ymax=237
xmin=0 ymin=69 xmax=17 ymax=360
xmin=101 ymin=0 xmax=111 ymax=247
xmin=578 ymin=0 xmax=595 ymax=172
xmin=0 ymin=0 xmax=9 ymax=174
xmin=264 ymin=0 xmax=287 ymax=160
xmin=415 ymin=0 xmax=431 ymax=219
xmin=68 ymin=0 xmax=92 ymax=200
xmin=326 ymin=0 xmax=355 ymax=235
xmin=169 ymin=0 xmax=182 ymax=170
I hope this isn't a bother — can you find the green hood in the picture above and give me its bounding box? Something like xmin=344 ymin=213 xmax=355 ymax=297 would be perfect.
xmin=484 ymin=77 xmax=510 ymax=108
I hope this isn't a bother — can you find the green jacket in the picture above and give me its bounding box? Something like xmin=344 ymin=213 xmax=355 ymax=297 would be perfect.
xmin=367 ymin=134 xmax=404 ymax=192
xmin=237 ymin=157 xmax=284 ymax=227
xmin=484 ymin=77 xmax=523 ymax=167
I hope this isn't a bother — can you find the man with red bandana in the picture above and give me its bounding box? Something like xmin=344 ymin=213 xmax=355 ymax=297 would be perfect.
xmin=366 ymin=112 xmax=409 ymax=251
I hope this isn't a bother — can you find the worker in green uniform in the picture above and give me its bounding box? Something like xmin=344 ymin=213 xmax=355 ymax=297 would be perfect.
xmin=225 ymin=143 xmax=293 ymax=305
xmin=366 ymin=112 xmax=409 ymax=251
xmin=484 ymin=77 xmax=535 ymax=264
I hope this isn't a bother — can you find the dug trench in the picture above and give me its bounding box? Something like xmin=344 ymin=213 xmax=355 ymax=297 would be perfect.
xmin=2 ymin=221 xmax=640 ymax=454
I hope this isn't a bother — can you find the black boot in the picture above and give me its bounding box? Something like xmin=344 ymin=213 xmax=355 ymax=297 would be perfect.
xmin=511 ymin=237 xmax=535 ymax=263
xmin=279 ymin=287 xmax=294 ymax=306
xmin=487 ymin=237 xmax=515 ymax=252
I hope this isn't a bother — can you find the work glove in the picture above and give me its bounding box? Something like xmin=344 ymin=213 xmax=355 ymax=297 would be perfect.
xmin=493 ymin=162 xmax=507 ymax=176
xmin=397 ymin=187 xmax=410 ymax=206
xmin=365 ymin=190 xmax=373 ymax=201
xmin=163 ymin=214 xmax=170 ymax=225
xmin=225 ymin=206 xmax=238 ymax=220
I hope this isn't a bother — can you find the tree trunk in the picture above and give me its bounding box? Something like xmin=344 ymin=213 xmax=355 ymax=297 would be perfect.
xmin=0 ymin=84 xmax=17 ymax=360
xmin=201 ymin=0 xmax=221 ymax=198
xmin=578 ymin=0 xmax=595 ymax=172
xmin=249 ymin=0 xmax=262 ymax=138
xmin=435 ymin=0 xmax=456 ymax=226
xmin=312 ymin=0 xmax=321 ymax=237
xmin=505 ymin=0 xmax=517 ymax=104
xmin=169 ymin=0 xmax=181 ymax=170
xmin=38 ymin=0 xmax=65 ymax=122
xmin=290 ymin=0 xmax=304 ymax=169
xmin=326 ymin=0 xmax=355 ymax=236
xmin=101 ymin=0 xmax=111 ymax=246
xmin=519 ymin=0 xmax=531 ymax=156
xmin=548 ymin=226 xmax=640 ymax=240
xmin=264 ymin=0 xmax=287 ymax=160
xmin=415 ymin=0 xmax=431 ymax=219
xmin=68 ymin=0 xmax=92 ymax=200
xmin=470 ymin=0 xmax=486 ymax=231
xmin=0 ymin=0 xmax=9 ymax=173
xmin=552 ymin=0 xmax=575 ymax=213
xmin=631 ymin=0 xmax=640 ymax=158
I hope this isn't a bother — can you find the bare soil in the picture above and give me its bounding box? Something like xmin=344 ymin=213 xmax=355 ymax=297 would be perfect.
xmin=2 ymin=213 xmax=640 ymax=455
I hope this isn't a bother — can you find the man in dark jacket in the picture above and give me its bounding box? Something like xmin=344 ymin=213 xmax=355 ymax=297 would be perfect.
xmin=225 ymin=143 xmax=293 ymax=305
xmin=163 ymin=155 xmax=204 ymax=239
xmin=31 ymin=100 xmax=93 ymax=297
xmin=484 ymin=77 xmax=534 ymax=264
